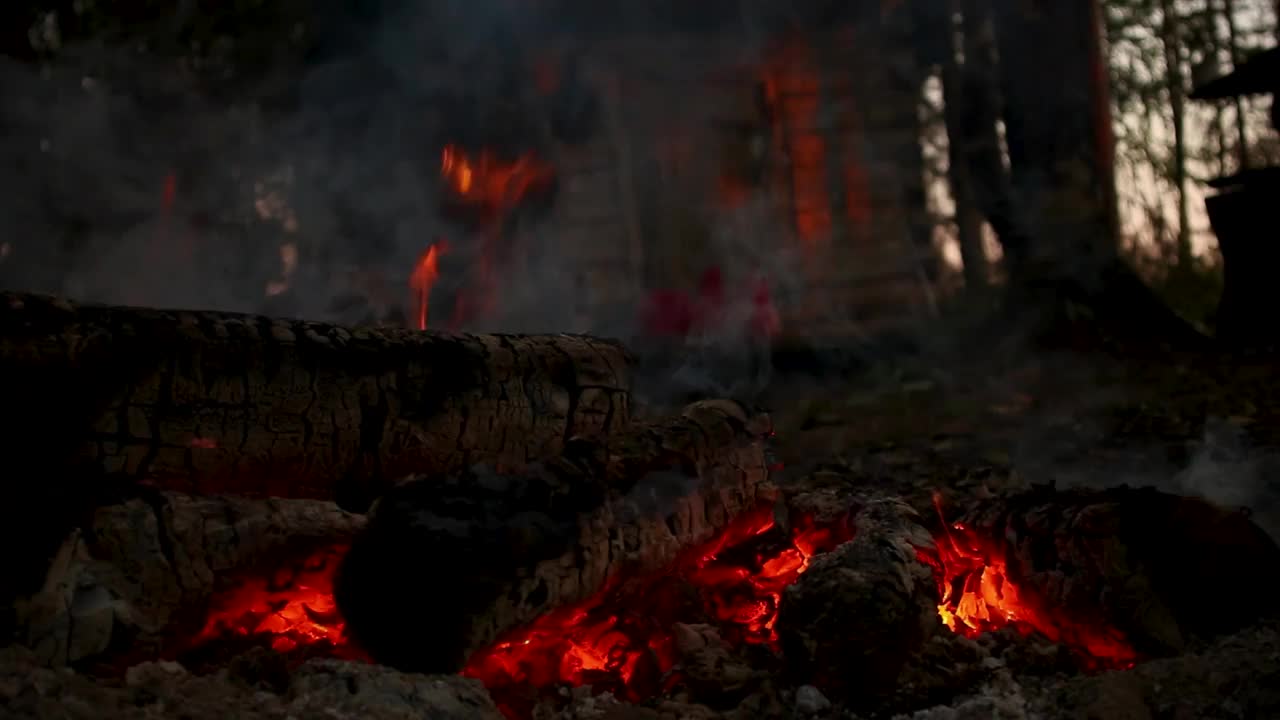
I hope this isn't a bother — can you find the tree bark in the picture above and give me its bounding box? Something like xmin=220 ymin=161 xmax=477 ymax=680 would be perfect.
xmin=334 ymin=400 xmax=774 ymax=674
xmin=0 ymin=292 xmax=632 ymax=507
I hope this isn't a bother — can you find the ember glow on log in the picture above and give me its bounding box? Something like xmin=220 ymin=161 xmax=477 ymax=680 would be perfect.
xmin=922 ymin=498 xmax=1137 ymax=669
xmin=461 ymin=505 xmax=852 ymax=713
xmin=191 ymin=545 xmax=361 ymax=659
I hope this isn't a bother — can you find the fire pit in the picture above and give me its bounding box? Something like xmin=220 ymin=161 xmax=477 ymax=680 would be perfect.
xmin=4 ymin=295 xmax=1280 ymax=720
xmin=130 ymin=470 xmax=1278 ymax=720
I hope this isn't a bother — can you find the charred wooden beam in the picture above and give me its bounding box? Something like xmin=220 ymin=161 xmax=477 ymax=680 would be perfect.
xmin=952 ymin=485 xmax=1280 ymax=655
xmin=13 ymin=492 xmax=363 ymax=668
xmin=0 ymin=292 xmax=632 ymax=507
xmin=334 ymin=400 xmax=774 ymax=674
xmin=776 ymin=499 xmax=940 ymax=706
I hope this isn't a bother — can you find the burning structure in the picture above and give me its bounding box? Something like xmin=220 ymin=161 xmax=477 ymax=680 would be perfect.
xmin=0 ymin=0 xmax=950 ymax=341
xmin=405 ymin=13 xmax=941 ymax=338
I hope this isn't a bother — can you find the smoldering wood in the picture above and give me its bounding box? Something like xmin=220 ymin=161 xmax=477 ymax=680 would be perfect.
xmin=12 ymin=492 xmax=363 ymax=668
xmin=0 ymin=292 xmax=632 ymax=507
xmin=952 ymin=485 xmax=1280 ymax=655
xmin=333 ymin=399 xmax=774 ymax=674
xmin=775 ymin=499 xmax=940 ymax=706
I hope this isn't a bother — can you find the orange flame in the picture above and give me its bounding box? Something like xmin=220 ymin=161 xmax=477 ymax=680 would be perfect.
xmin=440 ymin=145 xmax=555 ymax=213
xmin=410 ymin=243 xmax=445 ymax=330
xmin=922 ymin=495 xmax=1136 ymax=669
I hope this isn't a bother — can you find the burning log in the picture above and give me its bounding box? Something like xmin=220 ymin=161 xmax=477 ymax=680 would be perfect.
xmin=0 ymin=292 xmax=631 ymax=506
xmin=334 ymin=400 xmax=774 ymax=677
xmin=775 ymin=499 xmax=941 ymax=706
xmin=13 ymin=492 xmax=363 ymax=668
xmin=938 ymin=485 xmax=1280 ymax=658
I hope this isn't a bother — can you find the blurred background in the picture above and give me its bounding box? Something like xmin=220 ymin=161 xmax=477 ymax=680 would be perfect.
xmin=1 ymin=0 xmax=1273 ymax=344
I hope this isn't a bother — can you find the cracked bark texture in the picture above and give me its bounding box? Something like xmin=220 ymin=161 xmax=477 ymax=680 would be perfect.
xmin=952 ymin=485 xmax=1280 ymax=656
xmin=0 ymin=292 xmax=632 ymax=506
xmin=334 ymin=400 xmax=774 ymax=674
xmin=12 ymin=491 xmax=362 ymax=669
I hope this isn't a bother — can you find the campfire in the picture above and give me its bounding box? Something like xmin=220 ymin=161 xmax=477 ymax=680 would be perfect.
xmin=5 ymin=296 xmax=1280 ymax=720
xmin=459 ymin=505 xmax=850 ymax=713
xmin=176 ymin=481 xmax=1170 ymax=718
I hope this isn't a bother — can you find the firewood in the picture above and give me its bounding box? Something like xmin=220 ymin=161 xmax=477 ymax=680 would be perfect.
xmin=950 ymin=485 xmax=1280 ymax=655
xmin=13 ymin=492 xmax=363 ymax=668
xmin=333 ymin=400 xmax=775 ymax=674
xmin=775 ymin=499 xmax=941 ymax=706
xmin=0 ymin=292 xmax=632 ymax=507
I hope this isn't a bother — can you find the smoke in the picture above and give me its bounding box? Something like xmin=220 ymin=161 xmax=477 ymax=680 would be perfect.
xmin=0 ymin=1 xmax=959 ymax=409
xmin=1174 ymin=419 xmax=1280 ymax=543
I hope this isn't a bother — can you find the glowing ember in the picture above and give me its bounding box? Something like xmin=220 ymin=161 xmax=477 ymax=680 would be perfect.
xmin=410 ymin=242 xmax=445 ymax=330
xmin=192 ymin=545 xmax=359 ymax=658
xmin=440 ymin=144 xmax=556 ymax=214
xmin=462 ymin=506 xmax=851 ymax=714
xmin=922 ymin=497 xmax=1137 ymax=668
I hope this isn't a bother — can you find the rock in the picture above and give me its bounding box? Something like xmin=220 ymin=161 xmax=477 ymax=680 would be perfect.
xmin=669 ymin=624 xmax=759 ymax=708
xmin=794 ymin=685 xmax=831 ymax=715
xmin=287 ymin=660 xmax=501 ymax=719
xmin=907 ymin=620 xmax=1280 ymax=720
xmin=0 ymin=647 xmax=504 ymax=720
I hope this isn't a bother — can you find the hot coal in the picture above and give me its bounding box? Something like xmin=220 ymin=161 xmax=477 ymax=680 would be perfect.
xmin=460 ymin=503 xmax=852 ymax=718
xmin=922 ymin=494 xmax=1138 ymax=669
xmin=178 ymin=544 xmax=366 ymax=673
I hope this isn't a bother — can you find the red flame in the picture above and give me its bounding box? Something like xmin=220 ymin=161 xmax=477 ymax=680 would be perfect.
xmin=462 ymin=505 xmax=852 ymax=716
xmin=410 ymin=242 xmax=445 ymax=330
xmin=921 ymin=496 xmax=1137 ymax=669
xmin=440 ymin=145 xmax=555 ymax=215
xmin=192 ymin=546 xmax=360 ymax=658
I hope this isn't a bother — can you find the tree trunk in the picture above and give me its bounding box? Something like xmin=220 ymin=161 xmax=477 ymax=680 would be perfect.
xmin=990 ymin=0 xmax=1120 ymax=276
xmin=334 ymin=400 xmax=774 ymax=674
xmin=944 ymin=0 xmax=1024 ymax=268
xmin=1222 ymin=0 xmax=1252 ymax=169
xmin=1159 ymin=0 xmax=1192 ymax=266
xmin=0 ymin=292 xmax=632 ymax=508
xmin=942 ymin=3 xmax=989 ymax=289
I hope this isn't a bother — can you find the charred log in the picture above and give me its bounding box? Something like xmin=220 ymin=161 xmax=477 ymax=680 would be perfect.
xmin=12 ymin=492 xmax=362 ymax=669
xmin=334 ymin=400 xmax=774 ymax=674
xmin=952 ymin=485 xmax=1280 ymax=655
xmin=0 ymin=292 xmax=631 ymax=508
xmin=776 ymin=499 xmax=940 ymax=706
